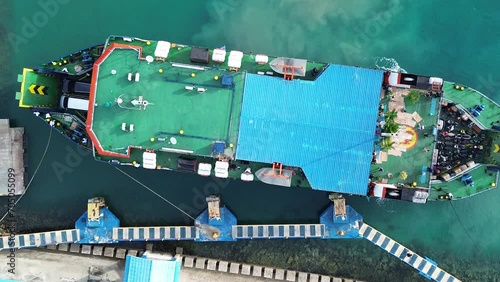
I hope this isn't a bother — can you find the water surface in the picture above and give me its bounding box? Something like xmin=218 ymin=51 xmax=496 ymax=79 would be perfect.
xmin=1 ymin=1 xmax=499 ymax=281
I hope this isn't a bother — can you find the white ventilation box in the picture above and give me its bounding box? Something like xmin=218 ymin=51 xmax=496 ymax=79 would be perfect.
xmin=212 ymin=48 xmax=226 ymax=63
xmin=142 ymin=152 xmax=157 ymax=169
xmin=429 ymin=77 xmax=443 ymax=85
xmin=228 ymin=51 xmax=243 ymax=69
xmin=154 ymin=41 xmax=171 ymax=59
xmin=240 ymin=172 xmax=254 ymax=182
xmin=255 ymin=54 xmax=268 ymax=64
xmin=215 ymin=161 xmax=229 ymax=178
xmin=198 ymin=163 xmax=212 ymax=176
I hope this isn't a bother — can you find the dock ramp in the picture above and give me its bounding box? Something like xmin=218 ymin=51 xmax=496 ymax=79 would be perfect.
xmin=0 ymin=229 xmax=80 ymax=250
xmin=112 ymin=226 xmax=197 ymax=241
xmin=360 ymin=223 xmax=461 ymax=282
xmin=232 ymin=224 xmax=325 ymax=239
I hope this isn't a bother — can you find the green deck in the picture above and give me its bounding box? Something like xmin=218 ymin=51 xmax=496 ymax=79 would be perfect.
xmin=106 ymin=37 xmax=327 ymax=81
xmin=370 ymin=85 xmax=499 ymax=201
xmin=430 ymin=164 xmax=498 ymax=200
xmin=86 ymin=36 xmax=330 ymax=188
xmin=370 ymin=90 xmax=439 ymax=186
xmin=96 ymin=147 xmax=311 ymax=188
xmin=90 ymin=37 xmax=327 ymax=158
xmin=16 ymin=68 xmax=61 ymax=108
xmin=38 ymin=45 xmax=104 ymax=76
xmin=91 ymin=47 xmax=243 ymax=156
xmin=442 ymin=82 xmax=500 ymax=128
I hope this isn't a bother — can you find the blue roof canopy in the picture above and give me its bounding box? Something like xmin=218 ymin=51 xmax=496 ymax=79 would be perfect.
xmin=123 ymin=255 xmax=181 ymax=282
xmin=236 ymin=64 xmax=383 ymax=195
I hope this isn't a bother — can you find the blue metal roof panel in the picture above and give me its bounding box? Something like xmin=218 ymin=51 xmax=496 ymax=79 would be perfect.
xmin=123 ymin=255 xmax=152 ymax=282
xmin=158 ymin=260 xmax=181 ymax=282
xmin=237 ymin=64 xmax=383 ymax=194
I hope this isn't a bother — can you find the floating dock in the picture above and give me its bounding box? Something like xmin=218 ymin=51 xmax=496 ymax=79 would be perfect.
xmin=0 ymin=119 xmax=25 ymax=196
xmin=0 ymin=196 xmax=462 ymax=282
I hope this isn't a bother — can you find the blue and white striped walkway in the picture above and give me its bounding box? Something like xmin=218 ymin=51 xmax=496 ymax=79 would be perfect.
xmin=0 ymin=222 xmax=463 ymax=282
xmin=232 ymin=224 xmax=325 ymax=239
xmin=0 ymin=229 xmax=80 ymax=250
xmin=359 ymin=223 xmax=461 ymax=282
xmin=112 ymin=226 xmax=197 ymax=241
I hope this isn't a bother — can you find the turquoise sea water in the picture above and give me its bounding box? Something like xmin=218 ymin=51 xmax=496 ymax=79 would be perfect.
xmin=1 ymin=0 xmax=499 ymax=281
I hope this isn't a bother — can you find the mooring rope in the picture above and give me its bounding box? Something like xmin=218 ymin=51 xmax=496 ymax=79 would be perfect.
xmin=114 ymin=166 xmax=196 ymax=220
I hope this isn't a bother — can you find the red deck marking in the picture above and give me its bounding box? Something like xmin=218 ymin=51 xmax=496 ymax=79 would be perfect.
xmin=86 ymin=43 xmax=145 ymax=158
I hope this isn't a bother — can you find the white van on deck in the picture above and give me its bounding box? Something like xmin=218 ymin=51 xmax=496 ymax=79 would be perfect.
xmin=60 ymin=95 xmax=89 ymax=111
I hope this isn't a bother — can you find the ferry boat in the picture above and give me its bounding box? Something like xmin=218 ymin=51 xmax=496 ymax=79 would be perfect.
xmin=15 ymin=35 xmax=500 ymax=203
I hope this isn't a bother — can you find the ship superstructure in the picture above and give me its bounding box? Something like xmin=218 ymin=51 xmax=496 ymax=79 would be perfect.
xmin=16 ymin=36 xmax=500 ymax=203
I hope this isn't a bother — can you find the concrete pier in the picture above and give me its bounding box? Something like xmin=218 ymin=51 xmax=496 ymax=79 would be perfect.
xmin=0 ymin=196 xmax=463 ymax=281
xmin=0 ymin=245 xmax=363 ymax=282
xmin=0 ymin=119 xmax=25 ymax=196
xmin=179 ymin=254 xmax=364 ymax=282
